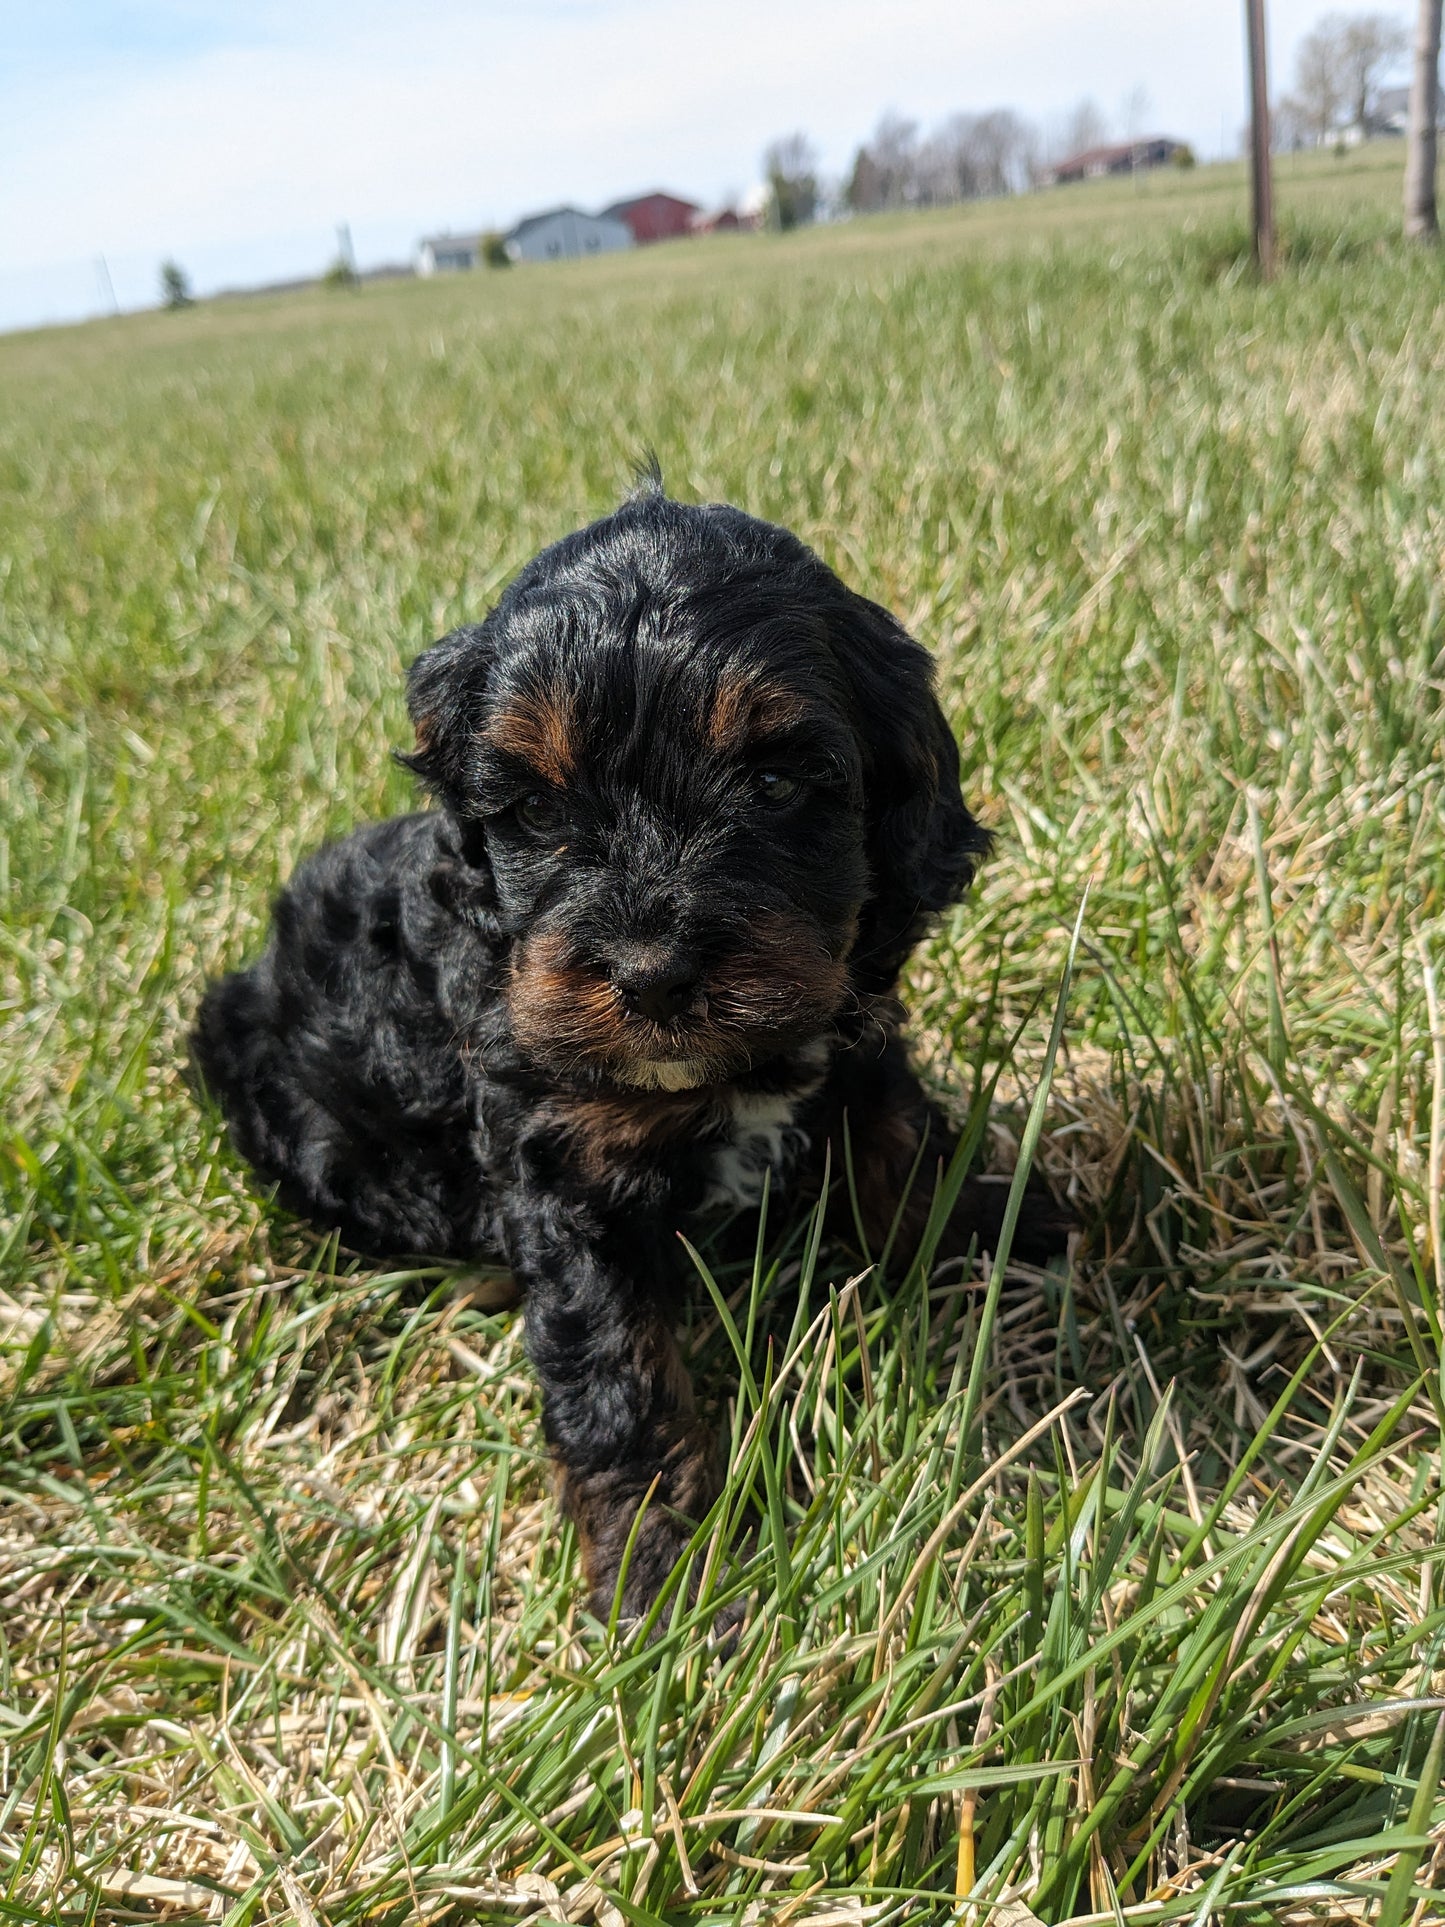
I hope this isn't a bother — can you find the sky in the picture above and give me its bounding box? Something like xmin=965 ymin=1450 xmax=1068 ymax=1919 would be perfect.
xmin=2 ymin=1 xmax=1359 ymax=334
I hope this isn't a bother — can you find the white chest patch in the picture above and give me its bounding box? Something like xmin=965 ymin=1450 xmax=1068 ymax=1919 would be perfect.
xmin=703 ymin=1091 xmax=809 ymax=1211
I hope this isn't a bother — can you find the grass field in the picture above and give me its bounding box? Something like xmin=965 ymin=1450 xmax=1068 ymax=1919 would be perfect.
xmin=2 ymin=143 xmax=1444 ymax=1924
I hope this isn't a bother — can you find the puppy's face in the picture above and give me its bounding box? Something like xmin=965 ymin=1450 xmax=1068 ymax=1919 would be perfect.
xmin=478 ymin=629 xmax=867 ymax=1089
xmin=406 ymin=493 xmax=987 ymax=1090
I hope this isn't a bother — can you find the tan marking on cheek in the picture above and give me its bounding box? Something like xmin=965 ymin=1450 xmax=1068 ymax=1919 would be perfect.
xmin=484 ymin=689 xmax=579 ymax=785
xmin=706 ymin=669 xmax=813 ymax=753
xmin=706 ymin=910 xmax=857 ymax=1032
xmin=508 ymin=933 xmax=627 ymax=1056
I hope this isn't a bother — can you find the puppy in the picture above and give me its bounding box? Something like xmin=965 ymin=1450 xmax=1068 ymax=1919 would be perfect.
xmin=193 ymin=482 xmax=1058 ymax=1621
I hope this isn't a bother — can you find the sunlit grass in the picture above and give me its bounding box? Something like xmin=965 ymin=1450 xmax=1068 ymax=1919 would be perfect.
xmin=1 ymin=149 xmax=1442 ymax=1923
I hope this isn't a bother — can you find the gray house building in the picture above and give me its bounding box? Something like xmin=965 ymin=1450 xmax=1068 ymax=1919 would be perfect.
xmin=416 ymin=233 xmax=482 ymax=275
xmin=505 ymin=207 xmax=632 ymax=264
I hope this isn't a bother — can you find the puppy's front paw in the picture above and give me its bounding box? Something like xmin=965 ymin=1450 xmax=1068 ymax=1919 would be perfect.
xmin=595 ymin=1515 xmax=747 ymax=1651
xmin=586 ymin=1498 xmax=705 ymax=1627
xmin=564 ymin=1424 xmax=720 ymax=1632
xmin=948 ymin=1172 xmax=1076 ymax=1266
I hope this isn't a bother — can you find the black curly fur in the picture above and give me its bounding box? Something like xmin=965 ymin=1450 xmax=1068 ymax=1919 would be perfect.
xmin=192 ymin=489 xmax=1063 ymax=1623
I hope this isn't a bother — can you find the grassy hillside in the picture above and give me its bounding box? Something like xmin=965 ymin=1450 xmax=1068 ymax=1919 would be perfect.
xmin=1 ymin=148 xmax=1442 ymax=1924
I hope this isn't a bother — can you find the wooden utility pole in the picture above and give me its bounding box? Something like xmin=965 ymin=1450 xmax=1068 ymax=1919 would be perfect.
xmin=1404 ymin=0 xmax=1442 ymax=239
xmin=1246 ymin=0 xmax=1276 ymax=276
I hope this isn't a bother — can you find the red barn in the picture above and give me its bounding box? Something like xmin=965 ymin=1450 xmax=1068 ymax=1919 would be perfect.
xmin=601 ymin=191 xmax=701 ymax=244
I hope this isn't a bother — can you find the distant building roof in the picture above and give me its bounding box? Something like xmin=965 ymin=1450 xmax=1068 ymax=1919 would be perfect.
xmin=601 ymin=190 xmax=701 ymax=219
xmin=507 ymin=206 xmax=592 ymax=243
xmin=1049 ymin=137 xmax=1185 ymax=182
xmin=1056 ymin=140 xmax=1153 ymax=171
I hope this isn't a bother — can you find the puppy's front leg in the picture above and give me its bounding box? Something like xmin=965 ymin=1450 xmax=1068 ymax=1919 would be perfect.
xmin=503 ymin=1195 xmax=717 ymax=1623
xmin=822 ymin=1025 xmax=1072 ymax=1267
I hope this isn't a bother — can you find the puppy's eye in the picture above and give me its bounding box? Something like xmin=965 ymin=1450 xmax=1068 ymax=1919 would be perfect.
xmin=512 ymin=792 xmax=558 ymax=834
xmin=754 ymin=771 xmax=803 ymax=809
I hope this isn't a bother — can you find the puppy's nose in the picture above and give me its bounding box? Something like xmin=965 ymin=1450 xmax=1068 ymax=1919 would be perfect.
xmin=609 ymin=945 xmax=701 ymax=1025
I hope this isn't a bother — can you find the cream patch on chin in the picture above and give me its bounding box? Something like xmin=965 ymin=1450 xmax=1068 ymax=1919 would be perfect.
xmin=617 ymin=1058 xmax=708 ymax=1092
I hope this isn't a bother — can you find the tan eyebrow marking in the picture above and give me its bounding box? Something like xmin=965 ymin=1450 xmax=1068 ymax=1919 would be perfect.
xmin=482 ymin=688 xmax=579 ymax=784
xmin=706 ymin=667 xmax=812 ymax=752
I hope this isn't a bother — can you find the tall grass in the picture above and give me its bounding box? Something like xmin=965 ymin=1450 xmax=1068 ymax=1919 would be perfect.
xmin=1 ymin=150 xmax=1441 ymax=1922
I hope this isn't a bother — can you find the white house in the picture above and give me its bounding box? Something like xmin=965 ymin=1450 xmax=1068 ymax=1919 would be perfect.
xmin=505 ymin=207 xmax=632 ymax=264
xmin=416 ymin=233 xmax=482 ymax=275
xmin=1367 ymin=84 xmax=1444 ymax=140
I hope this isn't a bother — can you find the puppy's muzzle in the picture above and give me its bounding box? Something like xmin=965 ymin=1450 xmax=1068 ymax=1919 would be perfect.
xmin=606 ymin=941 xmax=705 ymax=1027
xmin=508 ymin=914 xmax=850 ymax=1091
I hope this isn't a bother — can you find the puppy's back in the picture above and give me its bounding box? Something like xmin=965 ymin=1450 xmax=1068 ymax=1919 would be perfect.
xmin=191 ymin=814 xmax=499 ymax=1259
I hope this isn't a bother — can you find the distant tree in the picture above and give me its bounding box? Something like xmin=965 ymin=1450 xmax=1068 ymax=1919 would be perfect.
xmin=1118 ymin=85 xmax=1152 ymax=184
xmin=159 ymin=260 xmax=193 ymax=309
xmin=1294 ymin=33 xmax=1344 ymax=137
xmin=845 ymin=146 xmax=884 ymax=212
xmin=481 ymin=230 xmax=512 ymax=267
xmin=322 ymin=254 xmax=359 ymax=289
xmin=968 ymin=108 xmax=1037 ymax=193
xmin=1403 ymin=0 xmax=1442 ymax=236
xmin=1294 ymin=24 xmax=1350 ymax=137
xmin=1059 ymin=97 xmax=1110 ymax=158
xmin=867 ymin=112 xmax=920 ymax=207
xmin=764 ymin=132 xmax=819 ymax=230
xmin=1294 ymin=12 xmax=1407 ymax=140
xmin=1337 ymin=10 xmax=1409 ymax=125
xmin=1273 ymin=95 xmax=1312 ymax=149
xmin=930 ymin=110 xmax=1033 ymax=199
xmin=1120 ymin=83 xmax=1152 ymax=143
xmin=915 ymin=117 xmax=980 ymax=204
xmin=853 ymin=107 xmax=1039 ymax=211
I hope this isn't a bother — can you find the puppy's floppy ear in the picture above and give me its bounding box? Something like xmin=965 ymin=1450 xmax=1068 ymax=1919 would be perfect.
xmin=397 ymin=623 xmax=496 ymax=816
xmin=828 ymin=590 xmax=990 ymax=994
